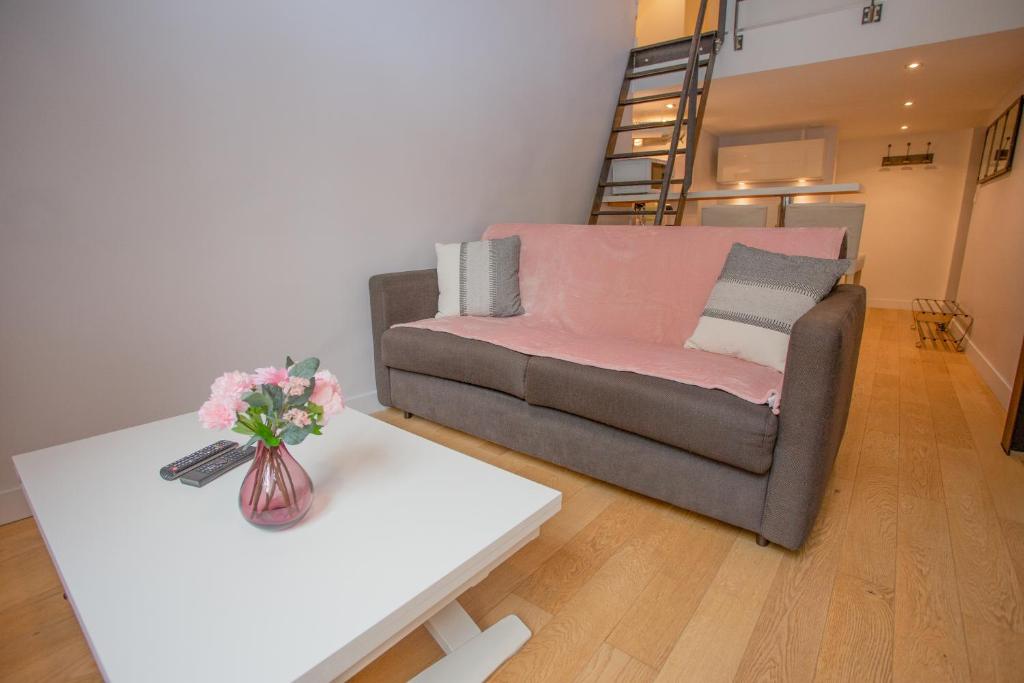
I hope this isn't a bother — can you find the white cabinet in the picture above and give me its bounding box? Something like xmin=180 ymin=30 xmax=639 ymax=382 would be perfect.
xmin=717 ymin=138 xmax=825 ymax=183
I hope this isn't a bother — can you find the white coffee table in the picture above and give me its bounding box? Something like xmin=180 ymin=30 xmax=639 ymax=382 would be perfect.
xmin=13 ymin=409 xmax=560 ymax=682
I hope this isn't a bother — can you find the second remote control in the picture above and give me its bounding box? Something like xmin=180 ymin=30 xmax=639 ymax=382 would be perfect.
xmin=159 ymin=440 xmax=238 ymax=480
xmin=179 ymin=444 xmax=257 ymax=488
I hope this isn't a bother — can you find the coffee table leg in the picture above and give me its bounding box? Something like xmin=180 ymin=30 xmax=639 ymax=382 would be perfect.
xmin=411 ymin=601 xmax=531 ymax=682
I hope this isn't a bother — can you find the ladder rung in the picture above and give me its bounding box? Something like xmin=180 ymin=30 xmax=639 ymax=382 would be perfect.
xmin=624 ymin=56 xmax=710 ymax=80
xmin=619 ymin=88 xmax=702 ymax=106
xmin=591 ymin=209 xmax=677 ymax=216
xmin=630 ymin=31 xmax=717 ymax=69
xmin=612 ymin=121 xmax=685 ymax=133
xmin=598 ymin=179 xmax=685 ymax=187
xmin=628 ymin=30 xmax=716 ymax=55
xmin=607 ymin=148 xmax=686 ymax=160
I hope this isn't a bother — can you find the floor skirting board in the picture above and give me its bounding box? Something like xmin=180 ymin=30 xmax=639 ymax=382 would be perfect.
xmin=0 ymin=486 xmax=31 ymax=525
xmin=963 ymin=337 xmax=1012 ymax=408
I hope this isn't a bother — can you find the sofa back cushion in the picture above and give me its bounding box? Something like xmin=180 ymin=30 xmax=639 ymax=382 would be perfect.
xmin=482 ymin=224 xmax=846 ymax=346
xmin=684 ymin=243 xmax=851 ymax=372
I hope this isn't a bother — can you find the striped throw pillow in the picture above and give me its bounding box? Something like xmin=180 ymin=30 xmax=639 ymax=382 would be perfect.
xmin=684 ymin=243 xmax=850 ymax=372
xmin=435 ymin=236 xmax=524 ymax=318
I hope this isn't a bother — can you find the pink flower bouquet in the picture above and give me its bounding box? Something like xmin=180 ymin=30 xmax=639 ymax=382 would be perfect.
xmin=199 ymin=356 xmax=344 ymax=447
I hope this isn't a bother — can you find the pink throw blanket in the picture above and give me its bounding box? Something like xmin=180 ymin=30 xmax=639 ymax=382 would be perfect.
xmin=399 ymin=224 xmax=846 ymax=412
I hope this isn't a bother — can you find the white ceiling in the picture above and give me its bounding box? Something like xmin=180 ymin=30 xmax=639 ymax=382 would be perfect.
xmin=701 ymin=28 xmax=1024 ymax=139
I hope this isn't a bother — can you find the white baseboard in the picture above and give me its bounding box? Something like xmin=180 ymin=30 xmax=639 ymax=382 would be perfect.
xmin=0 ymin=486 xmax=31 ymax=525
xmin=346 ymin=390 xmax=385 ymax=415
xmin=867 ymin=297 xmax=912 ymax=310
xmin=963 ymin=337 xmax=1012 ymax=408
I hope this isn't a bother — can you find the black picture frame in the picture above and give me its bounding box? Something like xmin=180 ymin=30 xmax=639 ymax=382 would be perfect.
xmin=979 ymin=95 xmax=1022 ymax=184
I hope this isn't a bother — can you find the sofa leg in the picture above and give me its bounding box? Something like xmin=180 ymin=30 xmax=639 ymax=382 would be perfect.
xmin=403 ymin=411 xmax=413 ymax=419
xmin=756 ymin=534 xmax=769 ymax=547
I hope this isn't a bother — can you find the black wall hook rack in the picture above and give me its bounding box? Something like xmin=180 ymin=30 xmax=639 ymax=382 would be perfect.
xmin=882 ymin=141 xmax=934 ymax=167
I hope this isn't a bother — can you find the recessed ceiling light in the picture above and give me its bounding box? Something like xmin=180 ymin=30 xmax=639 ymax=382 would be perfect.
xmin=633 ymin=138 xmax=643 ymax=147
xmin=901 ymin=124 xmax=909 ymax=130
xmin=665 ymin=103 xmax=674 ymax=109
xmin=906 ymin=62 xmax=921 ymax=70
xmin=904 ymin=100 xmax=914 ymax=107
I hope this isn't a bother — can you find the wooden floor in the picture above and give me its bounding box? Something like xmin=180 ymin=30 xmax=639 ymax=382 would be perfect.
xmin=2 ymin=309 xmax=1023 ymax=682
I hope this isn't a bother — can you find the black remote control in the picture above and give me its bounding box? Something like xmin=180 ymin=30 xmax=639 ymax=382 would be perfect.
xmin=159 ymin=440 xmax=238 ymax=480
xmin=179 ymin=444 xmax=257 ymax=488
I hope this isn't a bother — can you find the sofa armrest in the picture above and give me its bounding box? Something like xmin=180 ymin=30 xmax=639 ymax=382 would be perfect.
xmin=368 ymin=270 xmax=439 ymax=406
xmin=761 ymin=284 xmax=866 ymax=549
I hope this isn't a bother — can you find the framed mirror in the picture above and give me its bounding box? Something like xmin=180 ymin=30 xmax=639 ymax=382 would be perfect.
xmin=979 ymin=95 xmax=1022 ymax=184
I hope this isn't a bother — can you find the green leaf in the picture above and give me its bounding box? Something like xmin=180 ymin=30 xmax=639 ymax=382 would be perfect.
xmin=264 ymin=384 xmax=285 ymax=413
xmin=286 ymin=356 xmax=295 ymax=368
xmin=243 ymin=390 xmax=272 ymax=411
xmin=280 ymin=425 xmax=309 ymax=445
xmin=247 ymin=418 xmax=277 ymax=445
xmin=307 ymin=401 xmax=324 ymax=416
xmin=232 ymin=424 xmax=255 ymax=436
xmin=288 ymin=357 xmax=319 ymax=379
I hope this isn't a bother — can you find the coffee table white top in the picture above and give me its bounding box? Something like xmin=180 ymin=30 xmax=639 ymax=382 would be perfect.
xmin=14 ymin=409 xmax=560 ymax=682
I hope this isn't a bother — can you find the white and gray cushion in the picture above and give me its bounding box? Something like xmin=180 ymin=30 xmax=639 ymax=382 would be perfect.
xmin=684 ymin=243 xmax=850 ymax=372
xmin=435 ymin=236 xmax=524 ymax=318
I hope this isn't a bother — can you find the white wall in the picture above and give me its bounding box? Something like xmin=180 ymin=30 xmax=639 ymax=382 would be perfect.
xmin=0 ymin=0 xmax=636 ymax=521
xmin=954 ymin=79 xmax=1024 ymax=406
xmin=636 ymin=0 xmax=719 ymax=45
xmin=834 ymin=129 xmax=974 ymax=308
xmin=717 ymin=0 xmax=1024 ymax=78
xmin=636 ymin=0 xmax=686 ymax=45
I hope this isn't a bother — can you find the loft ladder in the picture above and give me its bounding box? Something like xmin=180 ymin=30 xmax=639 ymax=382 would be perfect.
xmin=589 ymin=0 xmax=724 ymax=226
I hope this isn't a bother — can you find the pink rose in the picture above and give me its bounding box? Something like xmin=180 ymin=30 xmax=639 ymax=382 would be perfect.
xmin=282 ymin=408 xmax=311 ymax=428
xmin=252 ymin=366 xmax=288 ymax=387
xmin=310 ymin=370 xmax=345 ymax=423
xmin=198 ymin=398 xmax=238 ymax=430
xmin=210 ymin=371 xmax=253 ymax=411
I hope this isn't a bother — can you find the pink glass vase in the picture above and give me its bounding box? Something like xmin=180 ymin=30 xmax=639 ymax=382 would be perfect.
xmin=239 ymin=442 xmax=314 ymax=529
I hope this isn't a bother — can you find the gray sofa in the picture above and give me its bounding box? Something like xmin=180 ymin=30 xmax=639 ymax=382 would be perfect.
xmin=369 ymin=270 xmax=865 ymax=549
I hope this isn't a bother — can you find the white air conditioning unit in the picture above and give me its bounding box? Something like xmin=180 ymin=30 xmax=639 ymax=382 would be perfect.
xmin=717 ymin=138 xmax=826 ymax=184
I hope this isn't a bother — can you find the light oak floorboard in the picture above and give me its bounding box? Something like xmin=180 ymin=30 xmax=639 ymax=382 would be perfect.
xmin=814 ymin=571 xmax=894 ymax=682
xmin=491 ymin=509 xmax=688 ymax=682
xmin=1004 ymin=518 xmax=1024 ymax=595
xmin=478 ymin=593 xmax=552 ymax=634
xmin=837 ymin=429 xmax=899 ymax=590
xmin=894 ymin=494 xmax=971 ymax=682
xmin=653 ymin=539 xmax=785 ymax=682
xmin=733 ymin=477 xmax=853 ymax=683
xmin=605 ymin=516 xmax=736 ymax=669
xmin=937 ymin=444 xmax=1024 ymax=633
xmin=574 ymin=643 xmax=657 ymax=683
xmin=3 ymin=309 xmax=1024 ymax=682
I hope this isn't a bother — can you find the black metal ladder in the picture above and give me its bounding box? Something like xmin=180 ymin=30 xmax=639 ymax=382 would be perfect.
xmin=588 ymin=0 xmax=724 ymax=226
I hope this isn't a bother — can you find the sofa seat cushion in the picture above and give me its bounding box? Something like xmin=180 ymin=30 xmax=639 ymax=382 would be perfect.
xmin=397 ymin=315 xmax=786 ymax=411
xmin=381 ymin=326 xmax=529 ymax=398
xmin=525 ymin=357 xmax=778 ymax=474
